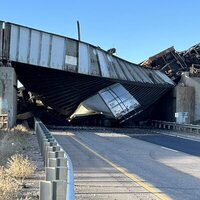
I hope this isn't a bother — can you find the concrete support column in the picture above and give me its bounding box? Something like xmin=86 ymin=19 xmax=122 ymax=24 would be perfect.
xmin=0 ymin=66 xmax=17 ymax=128
xmin=176 ymin=86 xmax=195 ymax=124
xmin=180 ymin=72 xmax=200 ymax=122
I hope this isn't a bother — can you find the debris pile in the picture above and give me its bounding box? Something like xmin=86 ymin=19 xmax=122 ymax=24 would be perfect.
xmin=140 ymin=43 xmax=200 ymax=82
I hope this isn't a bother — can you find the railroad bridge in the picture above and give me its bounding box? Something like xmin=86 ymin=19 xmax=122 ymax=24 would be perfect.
xmin=0 ymin=21 xmax=175 ymax=127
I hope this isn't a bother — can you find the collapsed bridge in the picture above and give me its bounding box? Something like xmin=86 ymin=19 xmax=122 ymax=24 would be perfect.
xmin=0 ymin=21 xmax=174 ymax=126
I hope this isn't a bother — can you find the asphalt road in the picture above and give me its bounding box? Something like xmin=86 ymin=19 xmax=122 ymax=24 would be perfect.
xmin=53 ymin=129 xmax=200 ymax=200
xmin=129 ymin=131 xmax=200 ymax=156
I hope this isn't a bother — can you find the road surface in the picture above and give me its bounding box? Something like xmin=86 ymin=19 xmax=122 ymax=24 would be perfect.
xmin=53 ymin=128 xmax=200 ymax=200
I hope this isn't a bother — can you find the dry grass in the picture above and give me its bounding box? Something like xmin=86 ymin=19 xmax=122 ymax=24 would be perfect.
xmin=0 ymin=166 xmax=20 ymax=200
xmin=6 ymin=154 xmax=36 ymax=183
xmin=0 ymin=154 xmax=37 ymax=200
xmin=12 ymin=124 xmax=30 ymax=133
xmin=0 ymin=125 xmax=39 ymax=199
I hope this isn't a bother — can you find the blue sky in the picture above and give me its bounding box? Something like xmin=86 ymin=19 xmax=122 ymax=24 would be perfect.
xmin=1 ymin=0 xmax=200 ymax=63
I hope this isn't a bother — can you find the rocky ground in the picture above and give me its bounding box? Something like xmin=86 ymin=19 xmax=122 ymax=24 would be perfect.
xmin=0 ymin=126 xmax=45 ymax=200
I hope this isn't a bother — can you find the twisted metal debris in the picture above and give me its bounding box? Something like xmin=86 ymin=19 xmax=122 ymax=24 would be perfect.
xmin=141 ymin=43 xmax=200 ymax=82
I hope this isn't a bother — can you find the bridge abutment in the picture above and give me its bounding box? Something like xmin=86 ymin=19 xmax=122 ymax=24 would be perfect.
xmin=0 ymin=66 xmax=17 ymax=128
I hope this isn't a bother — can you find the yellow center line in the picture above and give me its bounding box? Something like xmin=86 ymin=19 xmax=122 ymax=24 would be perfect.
xmin=70 ymin=135 xmax=170 ymax=200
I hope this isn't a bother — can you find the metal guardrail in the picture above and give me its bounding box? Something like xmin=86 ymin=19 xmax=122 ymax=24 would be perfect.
xmin=34 ymin=118 xmax=74 ymax=200
xmin=151 ymin=120 xmax=200 ymax=134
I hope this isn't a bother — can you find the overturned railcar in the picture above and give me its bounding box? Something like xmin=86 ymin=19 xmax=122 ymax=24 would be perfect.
xmin=0 ymin=21 xmax=174 ymax=124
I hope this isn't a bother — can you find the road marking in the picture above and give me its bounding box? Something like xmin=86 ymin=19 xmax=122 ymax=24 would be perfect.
xmin=70 ymin=135 xmax=170 ymax=200
xmin=156 ymin=131 xmax=200 ymax=142
xmin=161 ymin=146 xmax=178 ymax=153
xmin=169 ymin=134 xmax=200 ymax=142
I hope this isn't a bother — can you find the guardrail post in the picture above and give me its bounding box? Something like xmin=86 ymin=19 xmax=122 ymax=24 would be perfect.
xmin=40 ymin=180 xmax=67 ymax=200
xmin=41 ymin=139 xmax=53 ymax=156
xmin=45 ymin=146 xmax=61 ymax=167
xmin=43 ymin=141 xmax=57 ymax=159
xmin=48 ymin=158 xmax=67 ymax=167
xmin=163 ymin=124 xmax=165 ymax=129
xmin=52 ymin=180 xmax=67 ymax=200
xmin=40 ymin=181 xmax=52 ymax=200
xmin=46 ymin=167 xmax=67 ymax=181
xmin=48 ymin=151 xmax=65 ymax=159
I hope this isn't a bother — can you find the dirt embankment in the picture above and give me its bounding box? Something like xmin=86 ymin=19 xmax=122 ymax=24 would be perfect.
xmin=0 ymin=126 xmax=44 ymax=200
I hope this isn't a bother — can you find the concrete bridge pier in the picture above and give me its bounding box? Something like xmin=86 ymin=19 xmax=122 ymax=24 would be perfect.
xmin=176 ymin=85 xmax=195 ymax=124
xmin=0 ymin=66 xmax=17 ymax=128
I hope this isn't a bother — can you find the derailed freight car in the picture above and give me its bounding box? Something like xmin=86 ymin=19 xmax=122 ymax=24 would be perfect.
xmin=0 ymin=21 xmax=174 ymax=124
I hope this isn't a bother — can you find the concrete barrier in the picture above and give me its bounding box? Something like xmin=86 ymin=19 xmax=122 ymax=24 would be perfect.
xmin=40 ymin=180 xmax=67 ymax=200
xmin=45 ymin=146 xmax=61 ymax=166
xmin=48 ymin=158 xmax=67 ymax=167
xmin=46 ymin=167 xmax=67 ymax=181
xmin=35 ymin=118 xmax=74 ymax=200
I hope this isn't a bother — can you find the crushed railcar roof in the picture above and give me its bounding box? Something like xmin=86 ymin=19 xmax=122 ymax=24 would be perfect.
xmin=140 ymin=43 xmax=200 ymax=81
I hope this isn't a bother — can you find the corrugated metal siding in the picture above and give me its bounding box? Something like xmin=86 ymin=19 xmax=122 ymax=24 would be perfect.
xmin=17 ymin=27 xmax=30 ymax=63
xmin=132 ymin=66 xmax=147 ymax=83
xmin=3 ymin=22 xmax=174 ymax=86
xmin=78 ymin=43 xmax=89 ymax=74
xmin=145 ymin=68 xmax=162 ymax=84
xmin=106 ymin=54 xmax=120 ymax=79
xmin=65 ymin=38 xmax=78 ymax=72
xmin=89 ymin=46 xmax=101 ymax=76
xmin=50 ymin=35 xmax=65 ymax=70
xmin=124 ymin=63 xmax=141 ymax=82
xmin=0 ymin=21 xmax=3 ymax=59
xmin=155 ymin=70 xmax=174 ymax=85
xmin=138 ymin=67 xmax=153 ymax=83
xmin=7 ymin=24 xmax=66 ymax=69
xmin=0 ymin=21 xmax=4 ymax=59
xmin=9 ymin=24 xmax=18 ymax=61
xmin=117 ymin=60 xmax=135 ymax=81
xmin=111 ymin=58 xmax=128 ymax=80
xmin=29 ymin=30 xmax=40 ymax=65
xmin=40 ymin=33 xmax=51 ymax=67
xmin=97 ymin=50 xmax=111 ymax=78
